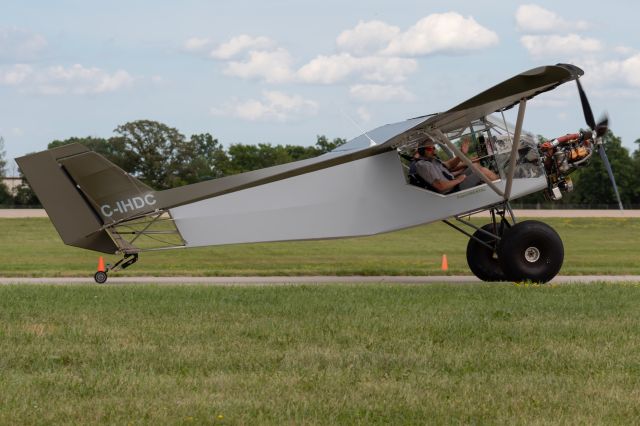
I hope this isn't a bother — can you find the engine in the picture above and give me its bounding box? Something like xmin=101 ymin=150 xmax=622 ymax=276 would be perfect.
xmin=538 ymin=132 xmax=594 ymax=200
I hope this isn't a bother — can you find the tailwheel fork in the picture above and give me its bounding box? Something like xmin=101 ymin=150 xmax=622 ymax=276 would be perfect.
xmin=93 ymin=253 xmax=139 ymax=284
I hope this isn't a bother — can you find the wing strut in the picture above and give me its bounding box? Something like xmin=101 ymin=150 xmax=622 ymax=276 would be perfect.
xmin=435 ymin=130 xmax=505 ymax=197
xmin=503 ymin=99 xmax=527 ymax=201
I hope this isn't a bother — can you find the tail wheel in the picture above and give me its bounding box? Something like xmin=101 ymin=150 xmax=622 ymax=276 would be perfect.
xmin=94 ymin=271 xmax=108 ymax=284
xmin=466 ymin=224 xmax=507 ymax=282
xmin=498 ymin=220 xmax=564 ymax=283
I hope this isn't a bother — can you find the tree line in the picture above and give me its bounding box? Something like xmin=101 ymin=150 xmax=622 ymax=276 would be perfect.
xmin=0 ymin=120 xmax=346 ymax=206
xmin=2 ymin=120 xmax=640 ymax=207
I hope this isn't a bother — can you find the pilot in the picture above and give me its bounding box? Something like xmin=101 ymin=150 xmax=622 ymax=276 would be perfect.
xmin=413 ymin=139 xmax=498 ymax=194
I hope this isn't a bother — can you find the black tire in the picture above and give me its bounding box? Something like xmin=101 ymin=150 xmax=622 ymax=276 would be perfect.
xmin=466 ymin=224 xmax=507 ymax=282
xmin=94 ymin=271 xmax=108 ymax=284
xmin=498 ymin=220 xmax=563 ymax=283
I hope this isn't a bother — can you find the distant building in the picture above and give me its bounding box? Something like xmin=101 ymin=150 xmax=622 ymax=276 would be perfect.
xmin=2 ymin=176 xmax=22 ymax=195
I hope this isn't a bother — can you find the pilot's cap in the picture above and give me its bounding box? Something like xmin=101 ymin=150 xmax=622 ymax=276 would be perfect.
xmin=417 ymin=138 xmax=436 ymax=156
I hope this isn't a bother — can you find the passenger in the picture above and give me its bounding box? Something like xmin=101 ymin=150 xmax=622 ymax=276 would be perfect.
xmin=413 ymin=139 xmax=498 ymax=194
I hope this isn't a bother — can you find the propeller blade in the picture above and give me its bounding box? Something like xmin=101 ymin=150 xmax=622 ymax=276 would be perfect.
xmin=575 ymin=78 xmax=619 ymax=208
xmin=598 ymin=144 xmax=624 ymax=211
xmin=595 ymin=115 xmax=609 ymax=138
xmin=576 ymin=78 xmax=596 ymax=130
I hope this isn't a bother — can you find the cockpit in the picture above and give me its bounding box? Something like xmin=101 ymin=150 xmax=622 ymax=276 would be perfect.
xmin=395 ymin=114 xmax=545 ymax=194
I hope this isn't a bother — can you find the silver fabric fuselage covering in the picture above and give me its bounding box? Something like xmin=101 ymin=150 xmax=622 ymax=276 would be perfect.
xmin=169 ymin=151 xmax=546 ymax=247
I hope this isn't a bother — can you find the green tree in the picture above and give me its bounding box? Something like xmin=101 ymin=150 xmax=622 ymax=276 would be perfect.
xmin=12 ymin=181 xmax=39 ymax=206
xmin=0 ymin=137 xmax=13 ymax=205
xmin=48 ymin=136 xmax=134 ymax=171
xmin=0 ymin=185 xmax=11 ymax=205
xmin=114 ymin=120 xmax=187 ymax=189
xmin=225 ymin=143 xmax=291 ymax=174
xmin=630 ymin=139 xmax=640 ymax=205
xmin=223 ymin=135 xmax=347 ymax=175
xmin=567 ymin=131 xmax=635 ymax=207
xmin=39 ymin=127 xmax=349 ymax=193
xmin=0 ymin=136 xmax=6 ymax=176
xmin=177 ymin=133 xmax=229 ymax=183
xmin=315 ymin=135 xmax=346 ymax=153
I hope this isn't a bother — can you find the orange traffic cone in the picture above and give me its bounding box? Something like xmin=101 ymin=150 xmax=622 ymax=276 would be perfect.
xmin=441 ymin=254 xmax=449 ymax=272
xmin=97 ymin=256 xmax=105 ymax=272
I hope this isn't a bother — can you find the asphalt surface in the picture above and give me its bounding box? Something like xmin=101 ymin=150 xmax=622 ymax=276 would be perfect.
xmin=1 ymin=275 xmax=639 ymax=285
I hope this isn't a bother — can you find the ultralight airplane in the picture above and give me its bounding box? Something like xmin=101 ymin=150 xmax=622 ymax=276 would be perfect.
xmin=17 ymin=63 xmax=620 ymax=284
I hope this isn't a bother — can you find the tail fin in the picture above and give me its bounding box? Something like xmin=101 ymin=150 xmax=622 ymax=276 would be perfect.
xmin=16 ymin=143 xmax=157 ymax=254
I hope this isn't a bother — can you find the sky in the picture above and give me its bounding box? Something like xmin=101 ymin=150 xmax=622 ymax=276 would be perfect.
xmin=1 ymin=0 xmax=639 ymax=173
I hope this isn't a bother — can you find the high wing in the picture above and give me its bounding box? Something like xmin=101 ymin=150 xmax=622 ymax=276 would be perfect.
xmin=345 ymin=63 xmax=583 ymax=151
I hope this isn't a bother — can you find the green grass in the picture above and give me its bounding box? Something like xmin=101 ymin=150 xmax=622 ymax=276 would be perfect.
xmin=1 ymin=283 xmax=640 ymax=424
xmin=0 ymin=217 xmax=639 ymax=277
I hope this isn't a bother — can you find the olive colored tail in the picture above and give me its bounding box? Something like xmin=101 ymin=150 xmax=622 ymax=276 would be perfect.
xmin=16 ymin=144 xmax=154 ymax=254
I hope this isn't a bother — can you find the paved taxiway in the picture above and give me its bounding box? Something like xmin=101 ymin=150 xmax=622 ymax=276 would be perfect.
xmin=1 ymin=276 xmax=639 ymax=285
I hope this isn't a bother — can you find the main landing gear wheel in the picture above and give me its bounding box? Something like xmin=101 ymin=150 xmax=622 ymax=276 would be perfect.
xmin=466 ymin=224 xmax=507 ymax=282
xmin=94 ymin=271 xmax=108 ymax=284
xmin=498 ymin=220 xmax=564 ymax=283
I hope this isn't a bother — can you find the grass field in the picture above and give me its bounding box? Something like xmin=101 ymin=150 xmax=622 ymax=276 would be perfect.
xmin=0 ymin=217 xmax=639 ymax=277
xmin=1 ymin=283 xmax=640 ymax=424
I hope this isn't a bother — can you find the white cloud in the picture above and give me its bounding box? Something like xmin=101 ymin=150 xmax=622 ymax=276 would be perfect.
xmin=620 ymin=54 xmax=640 ymax=87
xmin=1 ymin=64 xmax=134 ymax=95
xmin=528 ymin=87 xmax=573 ymax=108
xmin=297 ymin=54 xmax=417 ymax=84
xmin=224 ymin=48 xmax=294 ymax=83
xmin=211 ymin=90 xmax=318 ymax=122
xmin=297 ymin=54 xmax=356 ymax=84
xmin=40 ymin=64 xmax=134 ymax=94
xmin=0 ymin=64 xmax=33 ymax=86
xmin=349 ymin=84 xmax=415 ymax=102
xmin=587 ymin=54 xmax=640 ymax=88
xmin=336 ymin=20 xmax=400 ymax=56
xmin=382 ymin=13 xmax=498 ymax=56
xmin=614 ymin=46 xmax=635 ymax=56
xmin=184 ymin=37 xmax=214 ymax=52
xmin=211 ymin=35 xmax=275 ymax=60
xmin=356 ymin=107 xmax=371 ymax=123
xmin=516 ymin=4 xmax=588 ymax=33
xmin=0 ymin=28 xmax=47 ymax=61
xmin=520 ymin=34 xmax=602 ymax=58
xmin=204 ymin=14 xmax=494 ymax=87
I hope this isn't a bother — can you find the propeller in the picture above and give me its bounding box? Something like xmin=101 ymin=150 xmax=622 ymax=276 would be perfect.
xmin=575 ymin=78 xmax=623 ymax=210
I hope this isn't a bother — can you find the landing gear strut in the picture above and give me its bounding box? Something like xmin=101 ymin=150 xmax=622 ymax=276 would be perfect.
xmin=93 ymin=253 xmax=139 ymax=284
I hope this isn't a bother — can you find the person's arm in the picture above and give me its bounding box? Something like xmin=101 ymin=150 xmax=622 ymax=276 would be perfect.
xmin=431 ymin=174 xmax=466 ymax=193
